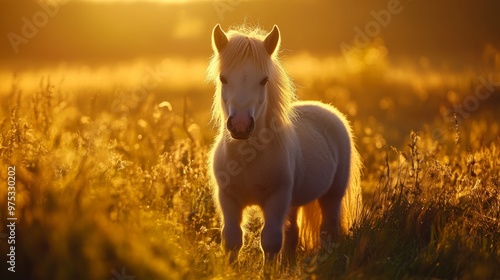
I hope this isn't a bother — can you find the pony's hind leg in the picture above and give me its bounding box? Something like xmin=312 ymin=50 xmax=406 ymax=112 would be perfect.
xmin=282 ymin=207 xmax=299 ymax=263
xmin=219 ymin=191 xmax=244 ymax=264
xmin=318 ymin=190 xmax=345 ymax=243
xmin=283 ymin=207 xmax=299 ymax=253
xmin=318 ymin=167 xmax=350 ymax=243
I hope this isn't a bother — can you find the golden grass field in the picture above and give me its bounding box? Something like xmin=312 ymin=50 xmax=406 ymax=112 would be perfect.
xmin=0 ymin=38 xmax=499 ymax=279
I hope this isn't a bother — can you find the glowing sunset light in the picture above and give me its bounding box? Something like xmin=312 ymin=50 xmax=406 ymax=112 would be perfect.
xmin=75 ymin=0 xmax=239 ymax=3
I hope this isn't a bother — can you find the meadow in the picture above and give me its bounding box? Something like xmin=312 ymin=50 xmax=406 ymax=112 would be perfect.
xmin=0 ymin=43 xmax=499 ymax=279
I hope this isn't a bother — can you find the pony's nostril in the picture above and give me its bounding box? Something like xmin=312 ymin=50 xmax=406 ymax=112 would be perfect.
xmin=226 ymin=116 xmax=234 ymax=131
xmin=226 ymin=116 xmax=253 ymax=139
xmin=248 ymin=117 xmax=255 ymax=132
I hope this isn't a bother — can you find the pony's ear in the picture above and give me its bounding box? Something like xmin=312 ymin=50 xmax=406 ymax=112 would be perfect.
xmin=212 ymin=24 xmax=228 ymax=53
xmin=263 ymin=25 xmax=280 ymax=55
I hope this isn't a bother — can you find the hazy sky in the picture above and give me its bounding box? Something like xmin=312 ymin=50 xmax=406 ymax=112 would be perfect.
xmin=1 ymin=0 xmax=499 ymax=68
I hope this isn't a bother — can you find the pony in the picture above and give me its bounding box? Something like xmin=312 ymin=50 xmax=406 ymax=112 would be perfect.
xmin=207 ymin=24 xmax=362 ymax=267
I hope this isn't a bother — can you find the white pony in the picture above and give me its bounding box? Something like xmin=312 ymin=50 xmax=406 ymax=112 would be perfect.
xmin=207 ymin=24 xmax=362 ymax=266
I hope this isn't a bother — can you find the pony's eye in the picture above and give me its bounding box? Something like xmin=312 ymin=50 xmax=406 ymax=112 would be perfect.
xmin=260 ymin=77 xmax=269 ymax=86
xmin=219 ymin=76 xmax=227 ymax=84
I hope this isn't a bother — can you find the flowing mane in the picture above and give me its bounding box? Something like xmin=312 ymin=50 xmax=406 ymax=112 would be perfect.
xmin=206 ymin=25 xmax=297 ymax=134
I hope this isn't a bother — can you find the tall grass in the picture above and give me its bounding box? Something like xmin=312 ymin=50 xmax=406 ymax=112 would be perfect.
xmin=0 ymin=62 xmax=499 ymax=279
xmin=319 ymin=130 xmax=500 ymax=279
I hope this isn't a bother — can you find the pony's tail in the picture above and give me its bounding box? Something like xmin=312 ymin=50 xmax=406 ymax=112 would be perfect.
xmin=341 ymin=143 xmax=363 ymax=233
xmin=297 ymin=143 xmax=363 ymax=251
xmin=297 ymin=200 xmax=322 ymax=251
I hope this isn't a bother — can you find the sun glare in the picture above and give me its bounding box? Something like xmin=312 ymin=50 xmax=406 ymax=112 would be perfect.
xmin=76 ymin=0 xmax=216 ymax=3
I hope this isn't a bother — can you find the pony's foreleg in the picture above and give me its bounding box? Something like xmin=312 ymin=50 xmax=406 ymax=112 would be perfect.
xmin=261 ymin=191 xmax=291 ymax=264
xmin=219 ymin=191 xmax=244 ymax=264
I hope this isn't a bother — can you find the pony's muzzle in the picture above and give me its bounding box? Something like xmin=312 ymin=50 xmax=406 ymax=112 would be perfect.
xmin=227 ymin=116 xmax=255 ymax=140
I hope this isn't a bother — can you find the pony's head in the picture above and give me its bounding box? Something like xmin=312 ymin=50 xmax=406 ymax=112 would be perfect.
xmin=207 ymin=24 xmax=295 ymax=140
